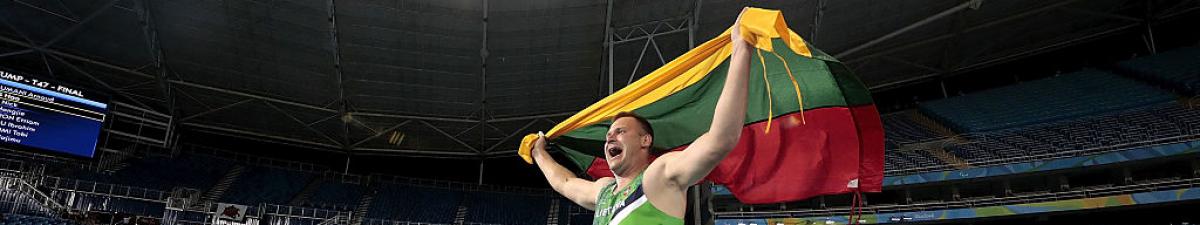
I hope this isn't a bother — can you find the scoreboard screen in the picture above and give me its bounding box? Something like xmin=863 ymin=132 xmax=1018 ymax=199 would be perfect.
xmin=0 ymin=69 xmax=107 ymax=158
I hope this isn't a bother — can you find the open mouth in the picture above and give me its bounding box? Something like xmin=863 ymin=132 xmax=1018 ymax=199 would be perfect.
xmin=607 ymin=145 xmax=624 ymax=159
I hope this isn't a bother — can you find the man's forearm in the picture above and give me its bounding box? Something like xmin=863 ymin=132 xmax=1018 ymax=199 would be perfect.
xmin=708 ymin=40 xmax=752 ymax=147
xmin=532 ymin=147 xmax=577 ymax=192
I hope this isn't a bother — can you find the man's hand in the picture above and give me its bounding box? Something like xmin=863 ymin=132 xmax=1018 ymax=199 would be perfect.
xmin=730 ymin=7 xmax=749 ymax=47
xmin=530 ymin=131 xmax=612 ymax=210
xmin=531 ymin=132 xmax=548 ymax=159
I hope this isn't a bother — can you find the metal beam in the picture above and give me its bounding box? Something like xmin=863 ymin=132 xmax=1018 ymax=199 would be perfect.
xmin=179 ymin=99 xmax=255 ymax=122
xmin=264 ymin=101 xmax=343 ymax=146
xmin=418 ymin=120 xmax=480 ymax=153
xmin=0 ymin=35 xmax=501 ymax=124
xmin=836 ymin=0 xmax=980 ymax=58
xmin=604 ymin=0 xmax=614 ymax=95
xmin=349 ymin=111 xmax=476 ymax=123
xmin=349 ymin=120 xmax=412 ymax=148
xmin=0 ymin=31 xmax=284 ymax=115
xmin=0 ymin=35 xmax=152 ymax=79
xmin=865 ymin=0 xmax=1199 ymax=92
xmin=649 ymin=37 xmax=667 ymax=64
xmin=183 ymin=122 xmax=343 ymax=150
xmin=690 ymin=0 xmax=701 ymax=48
xmin=453 ymin=122 xmax=483 ymax=138
xmin=12 ymin=0 xmax=79 ymax=23
xmin=483 ymin=119 xmax=540 ymax=153
xmin=1060 ymin=7 xmax=1144 ymax=22
xmin=38 ymin=0 xmax=121 ymax=50
xmin=1142 ymin=0 xmax=1158 ymax=54
xmin=1155 ymin=0 xmax=1198 ymax=19
xmin=327 ymin=0 xmax=350 ymax=148
xmin=352 ymin=148 xmax=481 ymax=157
xmin=44 ymin=53 xmax=157 ymax=109
xmin=847 ymin=0 xmax=1084 ymax=65
xmin=136 ymin=0 xmax=176 ymax=148
xmin=612 ymin=27 xmax=689 ymax=45
xmin=479 ymin=0 xmax=491 ymax=156
xmin=170 ymin=77 xmax=337 ymax=113
xmin=0 ymin=49 xmax=33 ymax=58
xmin=1157 ymin=5 xmax=1200 ymax=22
xmin=868 ymin=23 xmax=1141 ymax=91
xmin=881 ymin=56 xmax=943 ymax=73
xmin=810 ymin=0 xmax=825 ymax=45
xmin=489 ymin=111 xmax=575 ymax=122
xmin=627 ymin=36 xmax=655 ymax=85
xmin=483 ymin=149 xmax=518 ymax=157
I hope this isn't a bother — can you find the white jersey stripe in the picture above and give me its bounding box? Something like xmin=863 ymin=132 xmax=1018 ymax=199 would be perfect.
xmin=607 ymin=196 xmax=648 ymax=225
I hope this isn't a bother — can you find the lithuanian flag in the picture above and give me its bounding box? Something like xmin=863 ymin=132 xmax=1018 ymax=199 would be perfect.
xmin=519 ymin=8 xmax=883 ymax=204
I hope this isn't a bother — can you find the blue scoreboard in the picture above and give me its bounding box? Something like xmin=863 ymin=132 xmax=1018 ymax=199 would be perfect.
xmin=0 ymin=69 xmax=107 ymax=158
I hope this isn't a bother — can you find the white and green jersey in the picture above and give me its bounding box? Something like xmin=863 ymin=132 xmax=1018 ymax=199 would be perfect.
xmin=592 ymin=173 xmax=684 ymax=225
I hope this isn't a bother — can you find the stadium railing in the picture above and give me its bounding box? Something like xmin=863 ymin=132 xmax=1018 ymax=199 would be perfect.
xmin=884 ymin=102 xmax=1200 ymax=176
xmin=0 ymin=214 xmax=77 ymax=225
xmin=716 ymin=176 xmax=1200 ymax=219
xmin=367 ymin=173 xmax=552 ymax=196
xmin=39 ymin=176 xmax=167 ymax=202
xmin=359 ymin=218 xmax=504 ymax=225
xmin=0 ymin=177 xmax=64 ymax=217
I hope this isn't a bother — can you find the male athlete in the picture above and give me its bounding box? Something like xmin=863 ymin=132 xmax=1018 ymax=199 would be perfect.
xmin=528 ymin=8 xmax=753 ymax=225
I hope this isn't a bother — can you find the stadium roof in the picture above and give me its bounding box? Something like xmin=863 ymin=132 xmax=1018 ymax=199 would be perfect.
xmin=0 ymin=0 xmax=1195 ymax=158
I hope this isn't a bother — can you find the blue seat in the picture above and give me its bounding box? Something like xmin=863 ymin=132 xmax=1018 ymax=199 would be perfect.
xmin=1116 ymin=47 xmax=1200 ymax=95
xmin=919 ymin=69 xmax=1175 ymax=133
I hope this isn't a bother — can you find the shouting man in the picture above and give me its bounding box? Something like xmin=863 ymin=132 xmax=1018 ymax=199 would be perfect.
xmin=528 ymin=8 xmax=753 ymax=225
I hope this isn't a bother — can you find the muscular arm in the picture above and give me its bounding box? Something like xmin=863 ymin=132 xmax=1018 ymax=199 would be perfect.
xmin=657 ymin=14 xmax=753 ymax=189
xmin=531 ymin=135 xmax=612 ymax=210
xmin=659 ymin=43 xmax=752 ymax=187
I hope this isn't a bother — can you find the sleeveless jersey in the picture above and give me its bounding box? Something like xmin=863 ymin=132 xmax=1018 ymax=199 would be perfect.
xmin=592 ymin=173 xmax=684 ymax=225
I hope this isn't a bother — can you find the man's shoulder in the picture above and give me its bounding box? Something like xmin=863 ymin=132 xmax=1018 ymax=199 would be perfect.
xmin=596 ymin=176 xmax=616 ymax=185
xmin=644 ymin=152 xmax=687 ymax=189
xmin=647 ymin=151 xmax=682 ymax=173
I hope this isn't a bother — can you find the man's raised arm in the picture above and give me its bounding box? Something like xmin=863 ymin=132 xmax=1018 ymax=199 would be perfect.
xmin=658 ymin=9 xmax=753 ymax=188
xmin=531 ymin=134 xmax=613 ymax=209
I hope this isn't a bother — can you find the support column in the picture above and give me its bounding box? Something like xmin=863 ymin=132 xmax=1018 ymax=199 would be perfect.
xmin=343 ymin=155 xmax=351 ymax=174
xmin=479 ymin=0 xmax=490 ymax=156
xmin=1002 ymin=179 xmax=1012 ymax=197
xmin=1142 ymin=0 xmax=1158 ymax=54
xmin=939 ymin=80 xmax=949 ymax=98
xmin=604 ymin=0 xmax=614 ymax=95
xmin=478 ymin=158 xmax=485 ymax=185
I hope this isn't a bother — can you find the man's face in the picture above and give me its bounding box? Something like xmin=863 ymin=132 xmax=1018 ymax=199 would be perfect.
xmin=605 ymin=117 xmax=650 ymax=176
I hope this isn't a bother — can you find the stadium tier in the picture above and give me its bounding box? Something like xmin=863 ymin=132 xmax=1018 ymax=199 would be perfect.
xmin=366 ymin=184 xmax=461 ymax=223
xmin=64 ymin=154 xmax=231 ymax=192
xmin=221 ymin=166 xmax=315 ymax=205
xmin=1116 ymin=47 xmax=1200 ymax=95
xmin=919 ymin=69 xmax=1176 ymax=133
xmin=880 ymin=113 xmax=945 ymax=144
xmin=463 ymin=192 xmax=551 ymax=225
xmin=884 ymin=102 xmax=1200 ymax=174
xmin=303 ymin=179 xmax=366 ymax=211
xmin=0 ymin=215 xmax=74 ymax=225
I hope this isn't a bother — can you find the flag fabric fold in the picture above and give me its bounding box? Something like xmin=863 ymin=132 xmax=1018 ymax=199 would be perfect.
xmin=518 ymin=7 xmax=883 ymax=204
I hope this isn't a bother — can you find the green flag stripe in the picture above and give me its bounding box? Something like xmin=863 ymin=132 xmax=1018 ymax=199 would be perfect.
xmin=560 ymin=104 xmax=866 ymax=161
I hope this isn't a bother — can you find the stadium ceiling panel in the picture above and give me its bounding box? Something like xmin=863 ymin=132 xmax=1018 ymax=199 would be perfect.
xmin=0 ymin=0 xmax=1194 ymax=158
